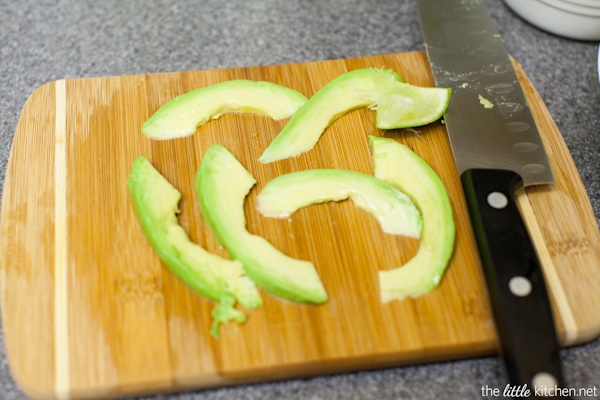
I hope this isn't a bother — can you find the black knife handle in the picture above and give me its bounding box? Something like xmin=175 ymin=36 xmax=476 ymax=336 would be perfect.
xmin=461 ymin=169 xmax=570 ymax=399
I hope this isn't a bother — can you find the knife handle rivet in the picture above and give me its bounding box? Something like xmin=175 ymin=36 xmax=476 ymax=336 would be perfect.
xmin=487 ymin=191 xmax=508 ymax=209
xmin=532 ymin=372 xmax=558 ymax=395
xmin=508 ymin=276 xmax=532 ymax=297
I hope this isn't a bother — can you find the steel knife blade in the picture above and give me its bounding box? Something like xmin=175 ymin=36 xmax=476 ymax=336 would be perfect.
xmin=417 ymin=0 xmax=568 ymax=396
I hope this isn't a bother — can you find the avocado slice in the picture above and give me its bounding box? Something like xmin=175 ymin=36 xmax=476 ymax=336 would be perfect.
xmin=259 ymin=68 xmax=404 ymax=163
xmin=369 ymin=136 xmax=456 ymax=302
xmin=127 ymin=156 xmax=262 ymax=337
xmin=257 ymin=169 xmax=422 ymax=238
xmin=142 ymin=80 xmax=309 ymax=140
xmin=196 ymin=144 xmax=327 ymax=304
xmin=258 ymin=68 xmax=451 ymax=164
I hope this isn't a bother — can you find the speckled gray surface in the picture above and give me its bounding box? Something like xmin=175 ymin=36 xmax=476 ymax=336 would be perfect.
xmin=0 ymin=1 xmax=599 ymax=399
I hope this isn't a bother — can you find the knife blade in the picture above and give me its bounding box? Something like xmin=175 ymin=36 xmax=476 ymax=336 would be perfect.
xmin=416 ymin=0 xmax=568 ymax=396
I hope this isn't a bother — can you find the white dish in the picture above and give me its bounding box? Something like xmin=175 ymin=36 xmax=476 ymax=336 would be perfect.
xmin=504 ymin=0 xmax=600 ymax=41
xmin=561 ymin=0 xmax=600 ymax=8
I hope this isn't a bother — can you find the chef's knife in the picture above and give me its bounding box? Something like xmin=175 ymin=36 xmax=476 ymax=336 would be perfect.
xmin=417 ymin=0 xmax=568 ymax=396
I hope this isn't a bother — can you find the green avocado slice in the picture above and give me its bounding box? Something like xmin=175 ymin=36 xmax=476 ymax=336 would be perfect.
xmin=196 ymin=144 xmax=327 ymax=304
xmin=142 ymin=80 xmax=309 ymax=140
xmin=258 ymin=68 xmax=450 ymax=164
xmin=369 ymin=136 xmax=456 ymax=302
xmin=127 ymin=156 xmax=262 ymax=337
xmin=259 ymin=68 xmax=404 ymax=163
xmin=257 ymin=169 xmax=422 ymax=238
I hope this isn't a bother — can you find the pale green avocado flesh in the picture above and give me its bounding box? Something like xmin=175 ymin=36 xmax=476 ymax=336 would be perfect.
xmin=259 ymin=68 xmax=404 ymax=163
xmin=142 ymin=80 xmax=308 ymax=140
xmin=257 ymin=169 xmax=422 ymax=238
xmin=369 ymin=136 xmax=456 ymax=302
xmin=258 ymin=68 xmax=450 ymax=164
xmin=196 ymin=144 xmax=328 ymax=304
xmin=127 ymin=156 xmax=262 ymax=338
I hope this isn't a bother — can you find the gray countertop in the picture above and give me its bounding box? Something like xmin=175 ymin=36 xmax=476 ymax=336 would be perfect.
xmin=1 ymin=1 xmax=599 ymax=399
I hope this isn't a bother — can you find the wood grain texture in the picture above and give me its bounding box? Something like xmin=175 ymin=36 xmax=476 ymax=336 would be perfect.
xmin=1 ymin=51 xmax=599 ymax=400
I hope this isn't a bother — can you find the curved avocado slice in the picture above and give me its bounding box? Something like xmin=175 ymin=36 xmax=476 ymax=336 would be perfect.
xmin=259 ymin=68 xmax=404 ymax=163
xmin=257 ymin=169 xmax=422 ymax=238
xmin=196 ymin=144 xmax=327 ymax=304
xmin=127 ymin=156 xmax=262 ymax=337
xmin=142 ymin=80 xmax=309 ymax=140
xmin=369 ymin=136 xmax=456 ymax=302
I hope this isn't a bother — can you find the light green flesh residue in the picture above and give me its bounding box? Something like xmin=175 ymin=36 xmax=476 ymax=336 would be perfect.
xmin=478 ymin=94 xmax=494 ymax=109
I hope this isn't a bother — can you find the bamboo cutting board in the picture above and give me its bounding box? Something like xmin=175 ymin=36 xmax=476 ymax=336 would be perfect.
xmin=2 ymin=51 xmax=600 ymax=400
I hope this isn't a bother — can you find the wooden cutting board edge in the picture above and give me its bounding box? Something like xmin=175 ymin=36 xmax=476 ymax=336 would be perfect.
xmin=1 ymin=51 xmax=600 ymax=400
xmin=510 ymin=55 xmax=600 ymax=346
